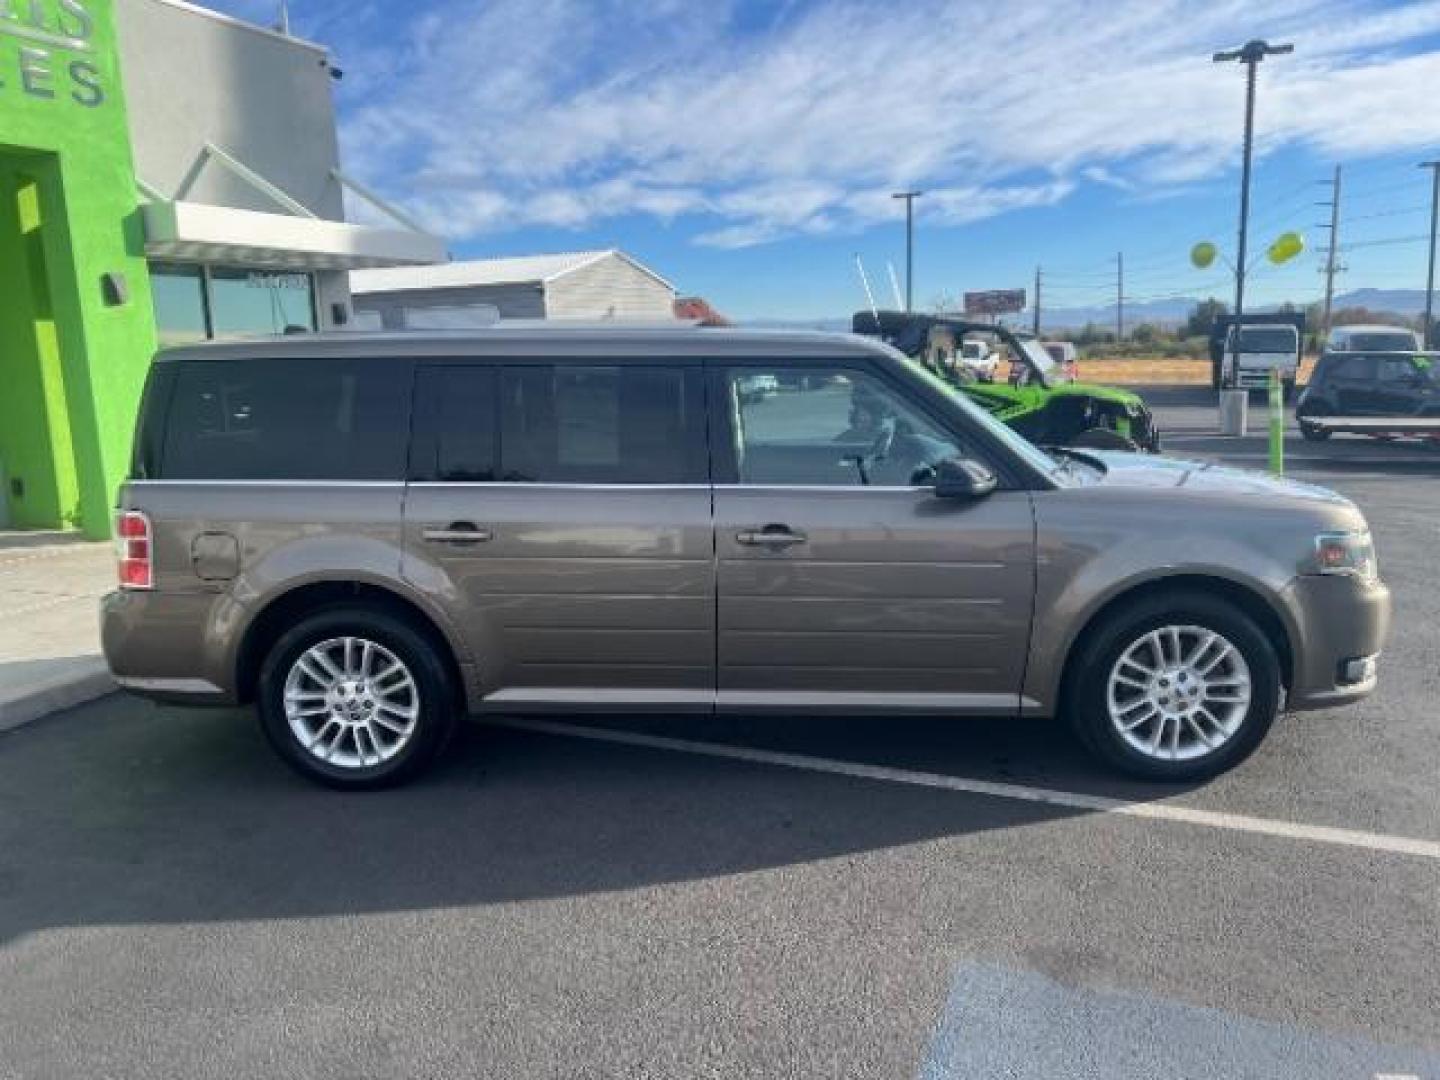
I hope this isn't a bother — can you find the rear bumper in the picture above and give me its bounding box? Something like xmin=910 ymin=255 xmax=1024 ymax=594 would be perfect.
xmin=1284 ymin=573 xmax=1392 ymax=711
xmin=101 ymin=590 xmax=239 ymax=706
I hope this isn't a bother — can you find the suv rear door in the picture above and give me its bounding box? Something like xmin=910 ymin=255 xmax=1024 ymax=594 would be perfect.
xmin=401 ymin=360 xmax=714 ymax=710
xmin=709 ymin=359 xmax=1036 ymax=714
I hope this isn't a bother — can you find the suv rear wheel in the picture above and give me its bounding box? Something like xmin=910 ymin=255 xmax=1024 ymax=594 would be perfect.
xmin=1068 ymin=592 xmax=1281 ymax=781
xmin=257 ymin=606 xmax=457 ymax=789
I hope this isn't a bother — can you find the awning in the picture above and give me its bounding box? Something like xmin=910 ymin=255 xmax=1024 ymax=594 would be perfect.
xmin=142 ymin=201 xmax=447 ymax=270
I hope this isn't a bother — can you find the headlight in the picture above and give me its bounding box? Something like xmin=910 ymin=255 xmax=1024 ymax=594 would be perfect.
xmin=1311 ymin=530 xmax=1378 ymax=581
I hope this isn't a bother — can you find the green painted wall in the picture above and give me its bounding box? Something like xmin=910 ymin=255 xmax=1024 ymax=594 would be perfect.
xmin=0 ymin=0 xmax=157 ymax=537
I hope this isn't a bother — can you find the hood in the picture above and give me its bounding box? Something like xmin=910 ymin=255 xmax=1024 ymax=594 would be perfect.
xmin=1078 ymin=450 xmax=1351 ymax=506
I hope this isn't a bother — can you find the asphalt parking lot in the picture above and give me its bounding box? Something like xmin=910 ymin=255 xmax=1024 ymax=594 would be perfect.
xmin=2 ymin=386 xmax=1438 ymax=1079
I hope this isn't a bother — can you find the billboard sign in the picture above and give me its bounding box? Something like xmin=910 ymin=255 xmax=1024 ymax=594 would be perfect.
xmin=964 ymin=289 xmax=1026 ymax=315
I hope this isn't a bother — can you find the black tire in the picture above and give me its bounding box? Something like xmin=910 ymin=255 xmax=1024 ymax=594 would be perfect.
xmin=1067 ymin=591 xmax=1282 ymax=782
xmin=257 ymin=605 xmax=458 ymax=789
xmin=1298 ymin=421 xmax=1331 ymax=442
xmin=1070 ymin=426 xmax=1140 ymax=452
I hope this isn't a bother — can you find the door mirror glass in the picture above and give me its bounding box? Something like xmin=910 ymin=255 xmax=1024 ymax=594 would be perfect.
xmin=933 ymin=457 xmax=998 ymax=499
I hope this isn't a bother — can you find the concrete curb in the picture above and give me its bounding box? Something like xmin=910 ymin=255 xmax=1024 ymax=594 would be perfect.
xmin=0 ymin=664 xmax=117 ymax=734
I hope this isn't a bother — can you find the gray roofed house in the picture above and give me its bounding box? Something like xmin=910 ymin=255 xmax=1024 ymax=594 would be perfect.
xmin=349 ymin=250 xmax=678 ymax=328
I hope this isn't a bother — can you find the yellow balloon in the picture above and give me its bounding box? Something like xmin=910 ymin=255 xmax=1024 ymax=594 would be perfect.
xmin=1191 ymin=242 xmax=1217 ymax=269
xmin=1267 ymin=231 xmax=1305 ymax=265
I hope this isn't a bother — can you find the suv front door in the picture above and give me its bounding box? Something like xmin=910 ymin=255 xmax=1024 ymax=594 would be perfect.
xmin=710 ymin=362 xmax=1036 ymax=714
xmin=403 ymin=361 xmax=714 ymax=710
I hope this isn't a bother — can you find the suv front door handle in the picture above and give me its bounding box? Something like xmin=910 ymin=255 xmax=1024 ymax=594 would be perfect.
xmin=736 ymin=524 xmax=808 ymax=548
xmin=422 ymin=522 xmax=493 ymax=545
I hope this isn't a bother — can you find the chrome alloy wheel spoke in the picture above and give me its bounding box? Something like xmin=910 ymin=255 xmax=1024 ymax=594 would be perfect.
xmin=1105 ymin=624 xmax=1252 ymax=762
xmin=283 ymin=637 xmax=420 ymax=770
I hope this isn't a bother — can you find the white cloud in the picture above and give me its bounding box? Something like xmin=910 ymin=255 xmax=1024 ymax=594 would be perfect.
xmin=327 ymin=0 xmax=1440 ymax=246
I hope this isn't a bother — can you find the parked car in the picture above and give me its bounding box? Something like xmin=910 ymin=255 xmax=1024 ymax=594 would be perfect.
xmin=1041 ymin=341 xmax=1080 ymax=383
xmin=855 ymin=311 xmax=1161 ymax=452
xmin=1295 ymin=350 xmax=1440 ymax=442
xmin=105 ymin=327 xmax=1388 ymax=788
xmin=958 ymin=339 xmax=1000 ymax=382
xmin=1325 ymin=325 xmax=1422 ymax=354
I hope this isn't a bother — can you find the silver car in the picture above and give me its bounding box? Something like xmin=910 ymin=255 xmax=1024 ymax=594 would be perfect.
xmin=103 ymin=327 xmax=1390 ymax=788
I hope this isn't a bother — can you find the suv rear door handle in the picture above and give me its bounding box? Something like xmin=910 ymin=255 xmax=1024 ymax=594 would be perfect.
xmin=736 ymin=524 xmax=808 ymax=548
xmin=422 ymin=522 xmax=493 ymax=545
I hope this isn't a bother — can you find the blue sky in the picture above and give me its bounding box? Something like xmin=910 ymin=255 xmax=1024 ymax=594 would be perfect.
xmin=211 ymin=0 xmax=1440 ymax=320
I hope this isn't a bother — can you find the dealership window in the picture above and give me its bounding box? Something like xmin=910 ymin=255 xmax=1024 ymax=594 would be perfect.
xmin=148 ymin=263 xmax=318 ymax=341
xmin=150 ymin=263 xmax=209 ymax=345
xmin=209 ymin=268 xmax=316 ymax=337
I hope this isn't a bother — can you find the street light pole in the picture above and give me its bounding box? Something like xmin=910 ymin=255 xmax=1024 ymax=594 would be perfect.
xmin=1421 ymin=161 xmax=1440 ymax=348
xmin=1213 ymin=39 xmax=1292 ymax=387
xmin=892 ymin=191 xmax=923 ymax=312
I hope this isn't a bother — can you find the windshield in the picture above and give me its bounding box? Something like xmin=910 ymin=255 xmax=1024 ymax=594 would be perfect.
xmin=1233 ymin=327 xmax=1297 ymax=353
xmin=906 ymin=354 xmax=1068 ymax=481
xmin=1348 ymin=332 xmax=1417 ymax=351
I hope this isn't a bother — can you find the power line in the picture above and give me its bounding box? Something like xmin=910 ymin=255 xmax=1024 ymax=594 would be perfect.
xmin=1338 ymin=233 xmax=1431 ymax=251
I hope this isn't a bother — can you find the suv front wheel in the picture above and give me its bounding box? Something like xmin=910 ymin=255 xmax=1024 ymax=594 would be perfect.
xmin=257 ymin=606 xmax=457 ymax=789
xmin=1068 ymin=592 xmax=1282 ymax=781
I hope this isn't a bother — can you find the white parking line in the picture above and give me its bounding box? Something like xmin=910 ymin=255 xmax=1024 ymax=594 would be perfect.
xmin=489 ymin=717 xmax=1440 ymax=863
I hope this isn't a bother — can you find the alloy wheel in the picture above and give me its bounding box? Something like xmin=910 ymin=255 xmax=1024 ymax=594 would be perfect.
xmin=1105 ymin=624 xmax=1252 ymax=762
xmin=283 ymin=636 xmax=420 ymax=770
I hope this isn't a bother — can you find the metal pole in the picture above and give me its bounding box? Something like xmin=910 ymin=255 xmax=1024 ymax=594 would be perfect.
xmin=905 ymin=200 xmax=914 ymax=312
xmin=1231 ymin=58 xmax=1258 ymax=386
xmin=1422 ymin=161 xmax=1440 ymax=348
xmin=1320 ymin=164 xmax=1341 ymax=341
xmin=1116 ymin=252 xmax=1124 ymax=342
xmin=1033 ymin=265 xmax=1042 ymax=337
xmin=892 ymin=191 xmax=923 ymax=312
xmin=1213 ymin=40 xmax=1292 ymax=387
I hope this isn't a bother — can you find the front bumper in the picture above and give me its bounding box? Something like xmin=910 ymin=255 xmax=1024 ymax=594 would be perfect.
xmin=1284 ymin=573 xmax=1392 ymax=711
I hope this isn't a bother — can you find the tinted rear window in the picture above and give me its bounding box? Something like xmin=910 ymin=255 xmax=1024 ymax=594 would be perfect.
xmin=412 ymin=366 xmax=498 ymax=481
xmin=159 ymin=358 xmax=411 ymax=480
xmin=1345 ymin=332 xmax=1417 ymax=351
xmin=1323 ymin=354 xmax=1379 ymax=381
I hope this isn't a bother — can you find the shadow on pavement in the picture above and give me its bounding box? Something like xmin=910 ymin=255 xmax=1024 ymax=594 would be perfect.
xmin=0 ymin=696 xmax=1198 ymax=941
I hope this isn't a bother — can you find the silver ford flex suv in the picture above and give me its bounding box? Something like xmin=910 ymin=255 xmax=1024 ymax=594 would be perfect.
xmin=103 ymin=327 xmax=1390 ymax=788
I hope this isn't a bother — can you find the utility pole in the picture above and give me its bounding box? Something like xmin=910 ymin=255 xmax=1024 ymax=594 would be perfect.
xmin=891 ymin=191 xmax=923 ymax=312
xmin=1319 ymin=164 xmax=1342 ymax=340
xmin=1116 ymin=252 xmax=1124 ymax=342
xmin=1422 ymin=161 xmax=1440 ymax=348
xmin=1213 ymin=39 xmax=1293 ymax=386
xmin=1033 ymin=265 xmax=1042 ymax=337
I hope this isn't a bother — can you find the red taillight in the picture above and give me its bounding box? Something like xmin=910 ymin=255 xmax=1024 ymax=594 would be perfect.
xmin=115 ymin=510 xmax=153 ymax=590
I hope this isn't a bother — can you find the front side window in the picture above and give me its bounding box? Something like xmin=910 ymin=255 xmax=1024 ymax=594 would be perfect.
xmin=1379 ymin=355 xmax=1433 ymax=385
xmin=724 ymin=367 xmax=962 ymax=487
xmin=160 ymin=359 xmax=409 ymax=480
xmin=500 ymin=364 xmax=700 ymax=484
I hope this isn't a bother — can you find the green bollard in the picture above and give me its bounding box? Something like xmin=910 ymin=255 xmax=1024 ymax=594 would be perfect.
xmin=1268 ymin=367 xmax=1284 ymax=476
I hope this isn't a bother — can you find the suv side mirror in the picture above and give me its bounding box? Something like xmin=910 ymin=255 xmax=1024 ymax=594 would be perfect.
xmin=933 ymin=457 xmax=998 ymax=500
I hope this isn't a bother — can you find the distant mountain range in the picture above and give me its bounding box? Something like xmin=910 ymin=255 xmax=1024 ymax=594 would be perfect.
xmin=747 ymin=288 xmax=1431 ymax=335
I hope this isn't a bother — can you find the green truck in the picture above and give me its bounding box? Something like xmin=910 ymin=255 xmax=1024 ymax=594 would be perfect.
xmin=853 ymin=311 xmax=1161 ymax=453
